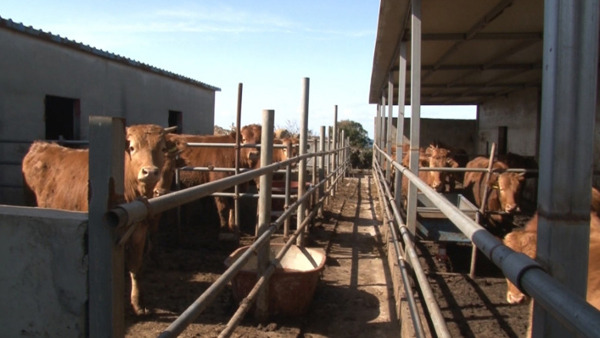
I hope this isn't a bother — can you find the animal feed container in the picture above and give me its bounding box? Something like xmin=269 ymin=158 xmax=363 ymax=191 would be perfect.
xmin=416 ymin=192 xmax=478 ymax=273
xmin=224 ymin=243 xmax=326 ymax=316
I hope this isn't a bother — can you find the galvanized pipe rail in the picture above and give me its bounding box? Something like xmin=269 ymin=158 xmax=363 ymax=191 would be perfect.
xmin=372 ymin=160 xmax=428 ymax=338
xmin=218 ymin=161 xmax=348 ymax=337
xmin=107 ymin=132 xmax=349 ymax=337
xmin=373 ymin=157 xmax=450 ymax=338
xmin=157 ymin=147 xmax=350 ymax=338
xmin=375 ymin=145 xmax=600 ymax=337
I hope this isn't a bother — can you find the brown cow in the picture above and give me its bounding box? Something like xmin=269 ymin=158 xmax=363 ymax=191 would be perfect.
xmin=503 ymin=211 xmax=600 ymax=336
xmin=463 ymin=157 xmax=525 ymax=231
xmin=22 ymin=124 xmax=182 ymax=315
xmin=157 ymin=125 xmax=261 ymax=238
xmin=273 ymin=137 xmax=299 ymax=162
xmin=504 ymin=187 xmax=600 ymax=305
xmin=399 ymin=144 xmax=456 ymax=198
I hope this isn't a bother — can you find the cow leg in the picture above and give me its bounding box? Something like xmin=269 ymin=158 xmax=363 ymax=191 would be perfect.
xmin=126 ymin=222 xmax=150 ymax=315
xmin=215 ymin=196 xmax=239 ymax=242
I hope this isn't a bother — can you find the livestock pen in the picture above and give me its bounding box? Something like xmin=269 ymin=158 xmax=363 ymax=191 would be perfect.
xmin=2 ymin=78 xmax=383 ymax=337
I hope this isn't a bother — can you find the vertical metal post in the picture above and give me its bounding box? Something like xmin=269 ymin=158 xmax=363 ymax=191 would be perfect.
xmin=312 ymin=138 xmax=318 ymax=211
xmin=319 ymin=126 xmax=325 ymax=216
xmin=395 ymin=42 xmax=407 ymax=210
xmin=375 ymin=103 xmax=381 ymax=165
xmin=325 ymin=126 xmax=331 ymax=205
xmin=234 ymin=83 xmax=243 ymax=234
xmin=340 ymin=130 xmax=345 ymax=182
xmin=296 ymin=77 xmax=310 ymax=247
xmin=406 ymin=0 xmax=422 ymax=234
xmin=332 ymin=105 xmax=338 ymax=197
xmin=283 ymin=141 xmax=292 ymax=237
xmin=533 ymin=1 xmax=600 ymax=336
xmin=88 ymin=116 xmax=125 ymax=338
xmin=379 ymin=97 xmax=387 ymax=166
xmin=255 ymin=109 xmax=274 ymax=322
xmin=386 ymin=74 xmax=394 ymax=182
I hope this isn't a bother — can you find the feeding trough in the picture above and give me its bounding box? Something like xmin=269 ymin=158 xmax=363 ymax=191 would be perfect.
xmin=416 ymin=192 xmax=480 ymax=275
xmin=415 ymin=192 xmax=477 ymax=243
xmin=224 ymin=243 xmax=326 ymax=316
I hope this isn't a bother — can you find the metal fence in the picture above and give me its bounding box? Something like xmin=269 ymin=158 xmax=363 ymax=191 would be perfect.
xmin=105 ymin=111 xmax=349 ymax=337
xmin=372 ymin=144 xmax=600 ymax=337
xmin=85 ymin=79 xmax=356 ymax=337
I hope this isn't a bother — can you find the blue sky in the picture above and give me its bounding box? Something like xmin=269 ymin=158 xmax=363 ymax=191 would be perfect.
xmin=2 ymin=1 xmax=474 ymax=138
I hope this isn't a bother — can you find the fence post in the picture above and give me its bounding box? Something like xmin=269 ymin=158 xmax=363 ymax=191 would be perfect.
xmin=283 ymin=141 xmax=292 ymax=237
xmin=331 ymin=106 xmax=338 ymax=197
xmin=319 ymin=126 xmax=325 ymax=216
xmin=340 ymin=130 xmax=345 ymax=182
xmin=296 ymin=77 xmax=310 ymax=247
xmin=88 ymin=116 xmax=125 ymax=338
xmin=255 ymin=109 xmax=274 ymax=322
xmin=326 ymin=127 xmax=331 ymax=205
xmin=234 ymin=83 xmax=243 ymax=236
xmin=312 ymin=138 xmax=318 ymax=211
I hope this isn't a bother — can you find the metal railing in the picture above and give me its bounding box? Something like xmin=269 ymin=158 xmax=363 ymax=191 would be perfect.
xmin=373 ymin=144 xmax=600 ymax=337
xmin=107 ymin=115 xmax=350 ymax=337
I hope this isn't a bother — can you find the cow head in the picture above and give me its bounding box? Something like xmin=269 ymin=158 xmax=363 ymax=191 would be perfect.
xmin=124 ymin=124 xmax=185 ymax=199
xmin=152 ymin=133 xmax=188 ymax=197
xmin=425 ymin=144 xmax=453 ymax=192
xmin=503 ymin=216 xmax=538 ymax=304
xmin=239 ymin=124 xmax=261 ymax=168
xmin=491 ymin=172 xmax=525 ymax=213
xmin=279 ymin=137 xmax=299 ymax=165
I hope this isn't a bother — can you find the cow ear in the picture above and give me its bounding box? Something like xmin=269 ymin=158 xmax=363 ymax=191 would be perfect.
xmin=165 ymin=134 xmax=187 ymax=156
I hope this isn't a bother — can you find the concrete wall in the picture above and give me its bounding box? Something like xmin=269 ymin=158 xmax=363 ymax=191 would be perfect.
xmin=477 ymin=87 xmax=540 ymax=157
xmin=380 ymin=117 xmax=477 ymax=155
xmin=0 ymin=206 xmax=87 ymax=337
xmin=0 ymin=26 xmax=217 ymax=205
xmin=402 ymin=118 xmax=477 ymax=155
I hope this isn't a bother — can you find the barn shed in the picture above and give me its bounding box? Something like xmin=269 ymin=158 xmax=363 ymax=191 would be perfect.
xmin=370 ymin=1 xmax=599 ymax=336
xmin=0 ymin=16 xmax=220 ymax=205
xmin=370 ymin=0 xmax=600 ymax=171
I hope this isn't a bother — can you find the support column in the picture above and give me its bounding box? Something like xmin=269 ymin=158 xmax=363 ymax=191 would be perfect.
xmin=533 ymin=1 xmax=600 ymax=336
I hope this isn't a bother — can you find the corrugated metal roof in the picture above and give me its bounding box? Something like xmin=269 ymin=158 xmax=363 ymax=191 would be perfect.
xmin=1 ymin=16 xmax=221 ymax=92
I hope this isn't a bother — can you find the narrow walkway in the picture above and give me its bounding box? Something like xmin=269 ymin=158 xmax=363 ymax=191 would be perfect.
xmin=301 ymin=173 xmax=400 ymax=337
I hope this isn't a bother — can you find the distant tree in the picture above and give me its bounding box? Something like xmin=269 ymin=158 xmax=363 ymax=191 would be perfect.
xmin=336 ymin=120 xmax=372 ymax=169
xmin=337 ymin=120 xmax=369 ymax=148
xmin=213 ymin=125 xmax=231 ymax=135
xmin=276 ymin=119 xmax=314 ymax=137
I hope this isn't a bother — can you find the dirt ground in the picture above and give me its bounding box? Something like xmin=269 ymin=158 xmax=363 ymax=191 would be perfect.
xmin=124 ymin=173 xmax=531 ymax=337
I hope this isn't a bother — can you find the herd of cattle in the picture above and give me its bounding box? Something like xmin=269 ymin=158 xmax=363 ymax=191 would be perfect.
xmin=20 ymin=123 xmax=297 ymax=315
xmin=391 ymin=142 xmax=600 ymax=333
xmin=19 ymin=126 xmax=599 ymax=328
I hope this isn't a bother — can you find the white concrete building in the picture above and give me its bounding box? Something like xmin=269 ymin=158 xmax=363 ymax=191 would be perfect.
xmin=0 ymin=17 xmax=220 ymax=205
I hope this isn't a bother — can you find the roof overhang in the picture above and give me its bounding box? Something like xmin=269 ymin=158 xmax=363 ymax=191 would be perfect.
xmin=369 ymin=0 xmax=544 ymax=106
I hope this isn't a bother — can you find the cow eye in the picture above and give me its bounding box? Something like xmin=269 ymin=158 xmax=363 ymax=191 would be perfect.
xmin=129 ymin=145 xmax=135 ymax=153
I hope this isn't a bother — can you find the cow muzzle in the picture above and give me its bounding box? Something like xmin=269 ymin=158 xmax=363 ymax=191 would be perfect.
xmin=138 ymin=166 xmax=160 ymax=183
xmin=504 ymin=203 xmax=520 ymax=213
xmin=248 ymin=150 xmax=260 ymax=163
xmin=506 ymin=290 xmax=526 ymax=304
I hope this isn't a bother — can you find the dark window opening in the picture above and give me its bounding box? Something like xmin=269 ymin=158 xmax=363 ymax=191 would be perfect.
xmin=497 ymin=126 xmax=508 ymax=155
xmin=45 ymin=95 xmax=81 ymax=141
xmin=168 ymin=110 xmax=183 ymax=134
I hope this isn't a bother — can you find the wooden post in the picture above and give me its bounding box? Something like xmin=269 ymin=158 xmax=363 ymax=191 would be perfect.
xmin=88 ymin=116 xmax=125 ymax=338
